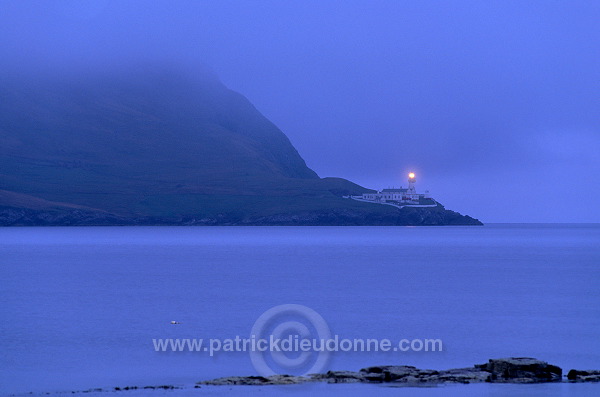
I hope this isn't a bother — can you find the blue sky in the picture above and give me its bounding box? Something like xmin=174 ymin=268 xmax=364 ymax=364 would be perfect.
xmin=1 ymin=1 xmax=599 ymax=222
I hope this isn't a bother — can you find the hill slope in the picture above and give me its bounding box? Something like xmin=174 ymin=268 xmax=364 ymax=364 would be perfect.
xmin=0 ymin=67 xmax=481 ymax=225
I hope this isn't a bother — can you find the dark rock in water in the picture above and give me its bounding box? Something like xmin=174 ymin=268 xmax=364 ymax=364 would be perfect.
xmin=137 ymin=385 xmax=178 ymax=390
xmin=312 ymin=370 xmax=365 ymax=383
xmin=476 ymin=357 xmax=562 ymax=383
xmin=200 ymin=357 xmax=564 ymax=387
xmin=114 ymin=386 xmax=141 ymax=391
xmin=358 ymin=365 xmax=490 ymax=384
xmin=81 ymin=388 xmax=103 ymax=393
xmin=359 ymin=365 xmax=430 ymax=382
xmin=431 ymin=367 xmax=491 ymax=384
xmin=157 ymin=385 xmax=178 ymax=390
xmin=567 ymin=369 xmax=600 ymax=382
xmin=200 ymin=374 xmax=314 ymax=386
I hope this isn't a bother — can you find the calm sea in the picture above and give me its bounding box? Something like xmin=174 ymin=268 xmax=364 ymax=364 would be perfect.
xmin=1 ymin=225 xmax=599 ymax=396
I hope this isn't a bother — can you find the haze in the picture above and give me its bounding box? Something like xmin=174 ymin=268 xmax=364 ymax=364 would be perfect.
xmin=1 ymin=0 xmax=598 ymax=222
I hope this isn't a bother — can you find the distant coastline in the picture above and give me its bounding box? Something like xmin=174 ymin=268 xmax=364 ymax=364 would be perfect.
xmin=0 ymin=202 xmax=483 ymax=226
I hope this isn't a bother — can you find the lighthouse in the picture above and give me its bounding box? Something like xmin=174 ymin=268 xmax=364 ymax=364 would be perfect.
xmin=350 ymin=171 xmax=436 ymax=207
xmin=408 ymin=172 xmax=416 ymax=195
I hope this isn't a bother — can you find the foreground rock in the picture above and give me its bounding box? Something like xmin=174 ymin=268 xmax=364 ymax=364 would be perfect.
xmin=312 ymin=366 xmax=490 ymax=385
xmin=202 ymin=375 xmax=315 ymax=386
xmin=201 ymin=357 xmax=575 ymax=386
xmin=475 ymin=358 xmax=562 ymax=383
xmin=567 ymin=370 xmax=600 ymax=382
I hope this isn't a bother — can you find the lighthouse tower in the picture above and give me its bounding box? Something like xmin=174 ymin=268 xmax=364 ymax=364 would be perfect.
xmin=407 ymin=172 xmax=416 ymax=195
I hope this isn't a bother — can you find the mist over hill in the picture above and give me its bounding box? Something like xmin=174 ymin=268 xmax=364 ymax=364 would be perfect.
xmin=0 ymin=67 xmax=481 ymax=225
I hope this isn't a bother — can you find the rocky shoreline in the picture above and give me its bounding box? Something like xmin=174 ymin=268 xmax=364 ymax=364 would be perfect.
xmin=0 ymin=204 xmax=482 ymax=226
xmin=201 ymin=358 xmax=599 ymax=386
xmin=12 ymin=358 xmax=598 ymax=396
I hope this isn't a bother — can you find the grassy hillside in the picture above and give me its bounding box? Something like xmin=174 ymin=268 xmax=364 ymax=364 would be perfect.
xmin=0 ymin=67 xmax=481 ymax=225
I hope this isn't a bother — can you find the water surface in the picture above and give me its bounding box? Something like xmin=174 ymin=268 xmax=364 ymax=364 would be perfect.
xmin=1 ymin=225 xmax=599 ymax=395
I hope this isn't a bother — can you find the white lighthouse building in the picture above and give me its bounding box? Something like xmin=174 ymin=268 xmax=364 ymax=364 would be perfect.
xmin=407 ymin=172 xmax=416 ymax=195
xmin=349 ymin=172 xmax=436 ymax=208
